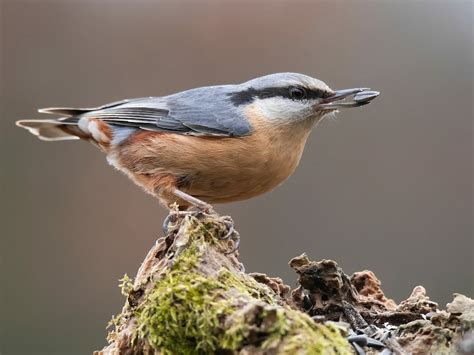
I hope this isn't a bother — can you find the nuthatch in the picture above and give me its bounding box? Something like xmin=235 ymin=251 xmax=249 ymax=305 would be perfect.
xmin=17 ymin=73 xmax=379 ymax=212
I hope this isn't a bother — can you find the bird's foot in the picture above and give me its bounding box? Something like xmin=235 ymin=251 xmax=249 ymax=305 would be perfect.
xmin=162 ymin=209 xmax=194 ymax=234
xmin=219 ymin=216 xmax=241 ymax=255
xmin=197 ymin=201 xmax=214 ymax=214
xmin=162 ymin=200 xmax=217 ymax=235
xmin=162 ymin=203 xmax=240 ymax=256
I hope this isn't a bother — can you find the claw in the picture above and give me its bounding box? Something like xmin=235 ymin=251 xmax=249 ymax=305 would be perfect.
xmin=162 ymin=210 xmax=193 ymax=234
xmin=202 ymin=204 xmax=214 ymax=214
xmin=220 ymin=220 xmax=235 ymax=240
xmin=224 ymin=231 xmax=240 ymax=255
xmin=162 ymin=213 xmax=175 ymax=234
xmin=217 ymin=217 xmax=241 ymax=254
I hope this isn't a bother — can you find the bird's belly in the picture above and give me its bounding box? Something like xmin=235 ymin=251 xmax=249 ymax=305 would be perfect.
xmin=113 ymin=125 xmax=310 ymax=205
xmin=183 ymin=159 xmax=294 ymax=203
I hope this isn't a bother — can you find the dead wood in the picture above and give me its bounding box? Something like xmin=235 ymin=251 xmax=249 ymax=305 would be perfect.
xmin=95 ymin=210 xmax=473 ymax=355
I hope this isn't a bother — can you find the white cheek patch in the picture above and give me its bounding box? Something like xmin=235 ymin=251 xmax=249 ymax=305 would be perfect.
xmin=255 ymin=97 xmax=318 ymax=123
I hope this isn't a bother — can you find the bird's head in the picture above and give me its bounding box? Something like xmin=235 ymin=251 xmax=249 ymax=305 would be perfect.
xmin=230 ymin=72 xmax=379 ymax=127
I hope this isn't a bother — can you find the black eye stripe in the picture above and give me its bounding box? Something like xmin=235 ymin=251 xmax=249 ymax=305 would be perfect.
xmin=229 ymin=86 xmax=331 ymax=106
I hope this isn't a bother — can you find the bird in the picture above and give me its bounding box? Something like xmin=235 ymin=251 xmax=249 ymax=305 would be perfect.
xmin=16 ymin=73 xmax=379 ymax=214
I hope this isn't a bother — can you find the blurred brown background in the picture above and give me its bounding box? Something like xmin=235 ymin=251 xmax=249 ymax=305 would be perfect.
xmin=1 ymin=0 xmax=472 ymax=354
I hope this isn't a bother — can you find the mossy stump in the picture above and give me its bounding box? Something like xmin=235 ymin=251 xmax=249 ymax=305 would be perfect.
xmin=96 ymin=210 xmax=473 ymax=354
xmin=96 ymin=211 xmax=351 ymax=354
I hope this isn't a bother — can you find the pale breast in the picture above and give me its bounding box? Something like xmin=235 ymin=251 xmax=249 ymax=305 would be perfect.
xmin=187 ymin=130 xmax=309 ymax=202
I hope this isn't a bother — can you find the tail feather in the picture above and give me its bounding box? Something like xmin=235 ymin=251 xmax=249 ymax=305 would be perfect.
xmin=16 ymin=119 xmax=79 ymax=141
xmin=38 ymin=107 xmax=92 ymax=116
xmin=18 ymin=99 xmax=130 ymax=141
xmin=38 ymin=99 xmax=129 ymax=116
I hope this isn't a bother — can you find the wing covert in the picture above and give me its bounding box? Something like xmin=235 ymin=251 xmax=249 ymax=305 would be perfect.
xmin=75 ymin=95 xmax=253 ymax=137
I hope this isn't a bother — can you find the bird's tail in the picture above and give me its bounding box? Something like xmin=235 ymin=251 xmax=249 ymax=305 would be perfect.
xmin=15 ymin=119 xmax=80 ymax=141
xmin=16 ymin=101 xmax=129 ymax=141
xmin=16 ymin=107 xmax=90 ymax=141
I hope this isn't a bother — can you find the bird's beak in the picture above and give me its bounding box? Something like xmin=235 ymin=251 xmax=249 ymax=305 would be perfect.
xmin=320 ymin=88 xmax=380 ymax=109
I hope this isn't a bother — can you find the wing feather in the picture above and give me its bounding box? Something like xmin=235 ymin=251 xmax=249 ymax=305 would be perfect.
xmin=46 ymin=92 xmax=253 ymax=137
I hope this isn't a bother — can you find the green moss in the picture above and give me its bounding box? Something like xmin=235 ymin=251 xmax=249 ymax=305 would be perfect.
xmin=131 ymin=231 xmax=228 ymax=354
xmin=222 ymin=304 xmax=351 ymax=354
xmin=221 ymin=306 xmax=291 ymax=350
xmin=181 ymin=215 xmax=226 ymax=245
xmin=127 ymin=215 xmax=351 ymax=354
xmin=135 ymin=271 xmax=230 ymax=353
xmin=216 ymin=268 xmax=277 ymax=305
xmin=118 ymin=274 xmax=134 ymax=296
xmin=281 ymin=316 xmax=352 ymax=354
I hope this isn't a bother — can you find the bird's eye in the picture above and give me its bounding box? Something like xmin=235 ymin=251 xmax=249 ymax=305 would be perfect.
xmin=289 ymin=87 xmax=307 ymax=100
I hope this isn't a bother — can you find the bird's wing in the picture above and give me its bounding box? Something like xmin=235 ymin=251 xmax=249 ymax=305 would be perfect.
xmin=46 ymin=96 xmax=253 ymax=138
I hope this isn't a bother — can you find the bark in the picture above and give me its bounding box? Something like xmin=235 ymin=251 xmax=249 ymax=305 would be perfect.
xmin=95 ymin=210 xmax=473 ymax=355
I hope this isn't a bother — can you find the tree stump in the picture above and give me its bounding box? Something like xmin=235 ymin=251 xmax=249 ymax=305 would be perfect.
xmin=95 ymin=210 xmax=473 ymax=354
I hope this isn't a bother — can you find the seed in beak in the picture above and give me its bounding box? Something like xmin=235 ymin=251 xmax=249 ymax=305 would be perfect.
xmin=353 ymin=90 xmax=380 ymax=103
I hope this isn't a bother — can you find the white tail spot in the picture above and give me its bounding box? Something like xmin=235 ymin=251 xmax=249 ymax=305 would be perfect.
xmin=88 ymin=120 xmax=110 ymax=143
xmin=78 ymin=117 xmax=91 ymax=134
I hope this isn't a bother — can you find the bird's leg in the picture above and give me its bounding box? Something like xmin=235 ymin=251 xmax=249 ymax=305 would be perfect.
xmin=171 ymin=188 xmax=214 ymax=212
xmin=162 ymin=189 xmax=213 ymax=234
